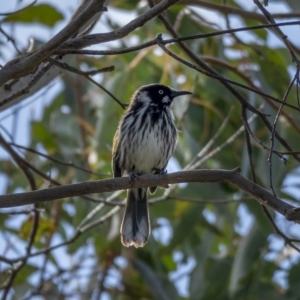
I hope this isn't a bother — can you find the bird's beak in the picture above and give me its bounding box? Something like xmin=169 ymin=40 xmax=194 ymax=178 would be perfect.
xmin=171 ymin=90 xmax=193 ymax=98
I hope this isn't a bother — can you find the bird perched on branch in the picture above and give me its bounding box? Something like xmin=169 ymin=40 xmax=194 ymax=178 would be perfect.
xmin=112 ymin=84 xmax=192 ymax=247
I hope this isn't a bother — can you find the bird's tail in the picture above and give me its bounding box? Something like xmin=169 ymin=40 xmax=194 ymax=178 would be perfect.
xmin=120 ymin=188 xmax=150 ymax=248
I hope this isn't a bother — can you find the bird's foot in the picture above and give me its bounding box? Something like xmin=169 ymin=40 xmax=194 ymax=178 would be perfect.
xmin=153 ymin=168 xmax=167 ymax=175
xmin=153 ymin=168 xmax=169 ymax=189
xmin=129 ymin=170 xmax=139 ymax=183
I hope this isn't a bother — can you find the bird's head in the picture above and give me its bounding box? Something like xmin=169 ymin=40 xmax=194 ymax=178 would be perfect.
xmin=132 ymin=84 xmax=192 ymax=107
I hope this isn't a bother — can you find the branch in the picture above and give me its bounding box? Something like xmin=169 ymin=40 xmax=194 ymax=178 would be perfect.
xmin=254 ymin=0 xmax=300 ymax=65
xmin=0 ymin=26 xmax=22 ymax=54
xmin=0 ymin=0 xmax=107 ymax=86
xmin=0 ymin=135 xmax=40 ymax=299
xmin=0 ymin=63 xmax=53 ymax=109
xmin=181 ymin=0 xmax=300 ymax=23
xmin=202 ymin=56 xmax=300 ymax=134
xmin=152 ymin=9 xmax=300 ymax=163
xmin=9 ymin=142 xmax=108 ymax=176
xmin=47 ymin=58 xmax=126 ymax=109
xmin=0 ymin=0 xmax=179 ymax=88
xmin=0 ymin=0 xmax=108 ymax=110
xmin=58 ymin=20 xmax=300 ymax=53
xmin=61 ymin=0 xmax=181 ymax=50
xmin=0 ymin=0 xmax=37 ymax=16
xmin=268 ymin=73 xmax=298 ymax=196
xmin=0 ymin=168 xmax=298 ymax=221
xmin=0 ymin=134 xmax=36 ymax=190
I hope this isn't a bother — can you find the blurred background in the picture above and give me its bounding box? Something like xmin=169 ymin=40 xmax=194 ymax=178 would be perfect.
xmin=1 ymin=0 xmax=300 ymax=299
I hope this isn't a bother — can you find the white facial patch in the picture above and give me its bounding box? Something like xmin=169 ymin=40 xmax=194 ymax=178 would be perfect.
xmin=138 ymin=91 xmax=151 ymax=103
xmin=162 ymin=95 xmax=170 ymax=103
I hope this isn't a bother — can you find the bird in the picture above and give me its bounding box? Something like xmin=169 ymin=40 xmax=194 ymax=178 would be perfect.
xmin=112 ymin=83 xmax=192 ymax=248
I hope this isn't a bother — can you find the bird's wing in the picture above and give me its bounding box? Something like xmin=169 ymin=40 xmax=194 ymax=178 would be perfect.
xmin=112 ymin=129 xmax=122 ymax=178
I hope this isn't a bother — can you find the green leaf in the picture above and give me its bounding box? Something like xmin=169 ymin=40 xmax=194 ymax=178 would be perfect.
xmin=14 ymin=282 xmax=34 ymax=299
xmin=270 ymin=0 xmax=300 ymax=10
xmin=3 ymin=4 xmax=64 ymax=27
xmin=14 ymin=264 xmax=38 ymax=285
xmin=201 ymin=256 xmax=233 ymax=300
xmin=253 ymin=46 xmax=290 ymax=97
xmin=229 ymin=223 xmax=268 ymax=297
xmin=243 ymin=19 xmax=268 ymax=41
xmin=132 ymin=258 xmax=180 ymax=300
xmin=110 ymin=0 xmax=139 ymax=10
xmin=287 ymin=263 xmax=300 ymax=296
xmin=189 ymin=231 xmax=214 ymax=300
xmin=168 ymin=202 xmax=204 ymax=249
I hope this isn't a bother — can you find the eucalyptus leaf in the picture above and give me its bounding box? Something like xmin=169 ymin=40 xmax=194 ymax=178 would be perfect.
xmin=3 ymin=4 xmax=64 ymax=27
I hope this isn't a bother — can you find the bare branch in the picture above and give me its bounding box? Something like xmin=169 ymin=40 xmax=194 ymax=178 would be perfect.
xmin=254 ymin=0 xmax=300 ymax=65
xmin=0 ymin=0 xmax=37 ymax=16
xmin=0 ymin=26 xmax=22 ymax=54
xmin=268 ymin=72 xmax=298 ymax=196
xmin=57 ymin=20 xmax=300 ymax=54
xmin=181 ymin=0 xmax=300 ymax=23
xmin=0 ymin=0 xmax=107 ymax=86
xmin=0 ymin=0 xmax=179 ymax=87
xmin=0 ymin=63 xmax=53 ymax=109
xmin=48 ymin=58 xmax=126 ymax=109
xmin=153 ymin=16 xmax=300 ymax=163
xmin=0 ymin=168 xmax=297 ymax=222
xmin=0 ymin=135 xmax=40 ymax=299
xmin=202 ymin=56 xmax=300 ymax=134
xmin=9 ymin=142 xmax=108 ymax=177
xmin=0 ymin=134 xmax=36 ymax=190
xmin=0 ymin=0 xmax=109 ymax=110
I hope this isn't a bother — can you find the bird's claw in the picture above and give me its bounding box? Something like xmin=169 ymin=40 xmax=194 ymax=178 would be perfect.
xmin=154 ymin=168 xmax=167 ymax=175
xmin=129 ymin=171 xmax=139 ymax=183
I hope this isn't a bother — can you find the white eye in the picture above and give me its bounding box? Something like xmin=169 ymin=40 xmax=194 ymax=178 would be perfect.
xmin=159 ymin=90 xmax=164 ymax=95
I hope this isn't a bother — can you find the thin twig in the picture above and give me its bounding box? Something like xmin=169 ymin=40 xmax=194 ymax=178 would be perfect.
xmin=152 ymin=4 xmax=300 ymax=164
xmin=156 ymin=34 xmax=266 ymax=117
xmin=163 ymin=110 xmax=259 ymax=198
xmin=0 ymin=208 xmax=44 ymax=215
xmin=268 ymin=73 xmax=297 ymax=196
xmin=0 ymin=135 xmax=40 ymax=299
xmin=262 ymin=206 xmax=300 ymax=252
xmin=185 ymin=106 xmax=234 ymax=170
xmin=242 ymin=113 xmax=288 ymax=162
xmin=9 ymin=142 xmax=107 ymax=176
xmin=202 ymin=56 xmax=300 ymax=133
xmin=48 ymin=58 xmax=126 ymax=109
xmin=0 ymin=134 xmax=36 ymax=189
xmin=0 ymin=0 xmax=37 ymax=16
xmin=0 ymin=63 xmax=53 ymax=109
xmin=253 ymin=0 xmax=300 ymax=66
xmin=0 ymin=0 xmax=175 ymax=86
xmin=3 ymin=203 xmax=121 ymax=264
xmin=181 ymin=0 xmax=300 ymax=26
xmin=61 ymin=20 xmax=300 ymax=50
xmin=2 ymin=138 xmax=110 ymax=205
xmin=242 ymin=106 xmax=257 ymax=183
xmin=149 ymin=195 xmax=253 ymax=204
xmin=0 ymin=27 xmax=22 ymax=54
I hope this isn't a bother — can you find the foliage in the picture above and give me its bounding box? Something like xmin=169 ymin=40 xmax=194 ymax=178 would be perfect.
xmin=2 ymin=4 xmax=64 ymax=28
xmin=0 ymin=0 xmax=300 ymax=299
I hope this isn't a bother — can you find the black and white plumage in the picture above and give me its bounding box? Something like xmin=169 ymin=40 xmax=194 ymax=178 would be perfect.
xmin=112 ymin=84 xmax=192 ymax=247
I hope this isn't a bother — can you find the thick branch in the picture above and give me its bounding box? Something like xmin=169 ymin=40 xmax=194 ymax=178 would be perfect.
xmin=0 ymin=0 xmax=180 ymax=88
xmin=0 ymin=0 xmax=108 ymax=110
xmin=0 ymin=0 xmax=107 ymax=87
xmin=0 ymin=168 xmax=296 ymax=221
xmin=61 ymin=0 xmax=180 ymax=49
